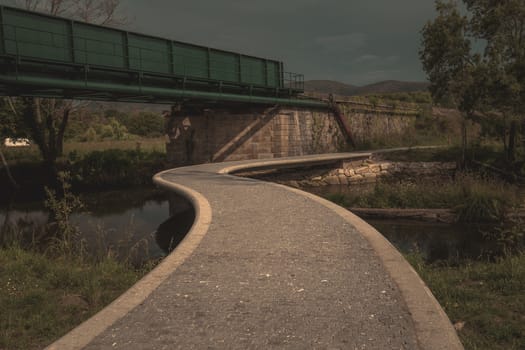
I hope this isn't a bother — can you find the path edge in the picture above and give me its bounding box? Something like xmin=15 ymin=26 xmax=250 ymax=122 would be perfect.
xmin=45 ymin=171 xmax=212 ymax=350
xmin=219 ymin=153 xmax=464 ymax=350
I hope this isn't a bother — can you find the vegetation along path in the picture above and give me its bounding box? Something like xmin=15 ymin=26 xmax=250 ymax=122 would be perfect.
xmin=48 ymin=152 xmax=462 ymax=350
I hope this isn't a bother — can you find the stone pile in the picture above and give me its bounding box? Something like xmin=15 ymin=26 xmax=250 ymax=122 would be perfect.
xmin=287 ymin=160 xmax=456 ymax=187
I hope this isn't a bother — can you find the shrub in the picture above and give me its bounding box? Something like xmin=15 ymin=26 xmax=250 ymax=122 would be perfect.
xmin=70 ymin=149 xmax=166 ymax=189
xmin=334 ymin=173 xmax=518 ymax=223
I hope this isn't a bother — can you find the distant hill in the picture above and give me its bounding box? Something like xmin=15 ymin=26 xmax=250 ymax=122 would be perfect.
xmin=304 ymin=79 xmax=429 ymax=96
xmin=303 ymin=80 xmax=358 ymax=96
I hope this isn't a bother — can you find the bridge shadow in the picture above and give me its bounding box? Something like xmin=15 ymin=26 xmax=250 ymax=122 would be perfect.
xmin=211 ymin=105 xmax=281 ymax=162
xmin=155 ymin=193 xmax=195 ymax=254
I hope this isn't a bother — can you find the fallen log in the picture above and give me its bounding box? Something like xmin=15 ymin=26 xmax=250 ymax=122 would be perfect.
xmin=348 ymin=208 xmax=457 ymax=223
xmin=348 ymin=207 xmax=525 ymax=224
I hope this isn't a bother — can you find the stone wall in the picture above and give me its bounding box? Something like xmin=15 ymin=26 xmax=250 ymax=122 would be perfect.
xmin=308 ymin=160 xmax=457 ymax=187
xmin=165 ymin=101 xmax=419 ymax=166
xmin=236 ymin=159 xmax=457 ymax=188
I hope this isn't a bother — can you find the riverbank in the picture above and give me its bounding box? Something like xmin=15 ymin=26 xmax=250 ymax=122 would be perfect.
xmin=0 ymin=184 xmax=169 ymax=349
xmin=1 ymin=141 xmax=169 ymax=203
xmin=407 ymin=252 xmax=525 ymax=349
xmin=284 ymin=148 xmax=525 ymax=350
xmin=0 ymin=245 xmax=154 ymax=350
xmin=311 ymin=184 xmax=525 ymax=349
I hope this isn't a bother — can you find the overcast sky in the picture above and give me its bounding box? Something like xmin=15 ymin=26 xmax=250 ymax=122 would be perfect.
xmin=1 ymin=0 xmax=439 ymax=85
xmin=120 ymin=0 xmax=438 ymax=86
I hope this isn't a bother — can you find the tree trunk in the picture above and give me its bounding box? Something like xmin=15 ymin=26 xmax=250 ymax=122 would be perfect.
xmin=0 ymin=149 xmax=18 ymax=189
xmin=507 ymin=119 xmax=517 ymax=162
xmin=56 ymin=108 xmax=70 ymax=157
xmin=460 ymin=118 xmax=467 ymax=169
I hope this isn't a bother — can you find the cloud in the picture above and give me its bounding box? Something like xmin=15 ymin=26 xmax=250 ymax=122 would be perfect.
xmin=385 ymin=55 xmax=400 ymax=63
xmin=314 ymin=33 xmax=367 ymax=52
xmin=352 ymin=54 xmax=379 ymax=64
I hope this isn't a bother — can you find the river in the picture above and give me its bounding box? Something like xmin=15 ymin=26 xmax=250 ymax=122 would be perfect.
xmin=0 ymin=184 xmax=497 ymax=264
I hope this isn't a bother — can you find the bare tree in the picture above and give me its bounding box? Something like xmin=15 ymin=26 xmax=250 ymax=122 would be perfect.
xmin=7 ymin=0 xmax=127 ymax=182
xmin=15 ymin=0 xmax=126 ymax=24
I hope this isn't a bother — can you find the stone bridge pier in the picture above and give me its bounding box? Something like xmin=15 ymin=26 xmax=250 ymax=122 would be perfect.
xmin=164 ymin=100 xmax=419 ymax=166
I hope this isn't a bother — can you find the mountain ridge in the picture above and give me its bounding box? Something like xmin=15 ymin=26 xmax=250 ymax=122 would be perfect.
xmin=303 ymin=79 xmax=429 ymax=96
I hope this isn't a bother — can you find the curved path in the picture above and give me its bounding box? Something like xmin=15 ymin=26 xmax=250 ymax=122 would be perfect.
xmin=48 ymin=152 xmax=463 ymax=350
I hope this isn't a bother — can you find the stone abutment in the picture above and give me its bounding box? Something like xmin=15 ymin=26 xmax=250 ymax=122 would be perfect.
xmin=165 ymin=100 xmax=419 ymax=166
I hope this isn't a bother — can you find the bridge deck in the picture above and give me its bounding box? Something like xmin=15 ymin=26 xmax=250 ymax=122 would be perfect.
xmin=48 ymin=152 xmax=463 ymax=350
xmin=0 ymin=6 xmax=316 ymax=106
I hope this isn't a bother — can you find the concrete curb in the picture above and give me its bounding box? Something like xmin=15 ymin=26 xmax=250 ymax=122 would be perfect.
xmin=45 ymin=174 xmax=212 ymax=350
xmin=47 ymin=146 xmax=461 ymax=349
xmin=280 ymin=186 xmax=463 ymax=350
xmin=218 ymin=152 xmax=463 ymax=350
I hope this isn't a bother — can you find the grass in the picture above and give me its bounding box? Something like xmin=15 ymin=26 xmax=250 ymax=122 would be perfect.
xmin=1 ymin=137 xmax=166 ymax=164
xmin=381 ymin=144 xmax=510 ymax=170
xmin=325 ymin=173 xmax=519 ymax=222
xmin=380 ymin=146 xmax=464 ymax=162
xmin=0 ymin=245 xmax=149 ymax=350
xmin=406 ymin=252 xmax=525 ymax=349
xmin=0 ymin=173 xmax=161 ymax=348
xmin=0 ymin=139 xmax=169 ymax=198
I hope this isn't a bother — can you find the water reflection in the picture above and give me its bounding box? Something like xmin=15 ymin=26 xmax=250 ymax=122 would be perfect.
xmin=367 ymin=219 xmax=495 ymax=262
xmin=1 ymin=188 xmax=198 ymax=263
xmin=155 ymin=194 xmax=195 ymax=254
xmin=301 ymin=184 xmax=501 ymax=263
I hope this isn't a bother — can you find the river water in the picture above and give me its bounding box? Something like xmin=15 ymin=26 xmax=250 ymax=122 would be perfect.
xmin=0 ymin=184 xmax=496 ymax=264
xmin=0 ymin=187 xmax=184 ymax=264
xmin=303 ymin=184 xmax=496 ymax=262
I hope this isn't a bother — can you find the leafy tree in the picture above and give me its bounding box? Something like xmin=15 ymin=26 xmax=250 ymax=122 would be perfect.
xmin=420 ymin=0 xmax=480 ymax=166
xmin=421 ymin=0 xmax=525 ymax=164
xmin=121 ymin=112 xmax=164 ymax=137
xmin=7 ymin=0 xmax=127 ymax=180
xmin=465 ymin=0 xmax=525 ymax=160
xmin=0 ymin=98 xmax=27 ymax=188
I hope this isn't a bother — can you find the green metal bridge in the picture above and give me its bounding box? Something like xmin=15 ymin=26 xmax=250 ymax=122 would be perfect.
xmin=0 ymin=6 xmax=327 ymax=108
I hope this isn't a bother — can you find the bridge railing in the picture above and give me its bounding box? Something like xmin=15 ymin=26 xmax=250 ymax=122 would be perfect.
xmin=0 ymin=5 xmax=305 ymax=98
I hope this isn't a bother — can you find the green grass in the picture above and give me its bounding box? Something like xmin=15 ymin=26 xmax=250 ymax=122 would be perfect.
xmin=64 ymin=137 xmax=166 ymax=155
xmin=1 ymin=137 xmax=166 ymax=164
xmin=381 ymin=146 xmax=463 ymax=162
xmin=1 ymin=139 xmax=169 ymax=196
xmin=407 ymin=252 xmax=525 ymax=349
xmin=328 ymin=173 xmax=519 ymax=222
xmin=0 ymin=245 xmax=149 ymax=350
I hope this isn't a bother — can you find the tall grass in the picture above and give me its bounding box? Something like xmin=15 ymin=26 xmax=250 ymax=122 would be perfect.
xmin=335 ymin=173 xmax=518 ymax=222
xmin=1 ymin=137 xmax=166 ymax=164
xmin=0 ymin=244 xmax=147 ymax=350
xmin=0 ymin=173 xmax=158 ymax=349
xmin=406 ymin=251 xmax=525 ymax=349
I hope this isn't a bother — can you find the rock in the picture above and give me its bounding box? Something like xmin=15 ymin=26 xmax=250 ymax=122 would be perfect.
xmin=288 ymin=180 xmax=300 ymax=188
xmin=348 ymin=175 xmax=364 ymax=183
xmin=337 ymin=169 xmax=345 ymax=175
xmin=325 ymin=176 xmax=340 ymax=185
xmin=344 ymin=169 xmax=355 ymax=176
xmin=379 ymin=163 xmax=391 ymax=170
xmin=453 ymin=321 xmax=465 ymax=331
xmin=338 ymin=175 xmax=348 ymax=185
xmin=311 ymin=176 xmax=323 ymax=181
xmin=355 ymin=167 xmax=370 ymax=175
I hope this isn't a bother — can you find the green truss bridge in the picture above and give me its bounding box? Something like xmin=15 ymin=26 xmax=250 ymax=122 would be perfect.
xmin=0 ymin=5 xmax=327 ymax=108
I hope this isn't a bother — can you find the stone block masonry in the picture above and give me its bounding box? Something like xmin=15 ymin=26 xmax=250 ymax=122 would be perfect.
xmin=241 ymin=159 xmax=457 ymax=188
xmin=303 ymin=160 xmax=457 ymax=187
xmin=165 ymin=100 xmax=419 ymax=166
